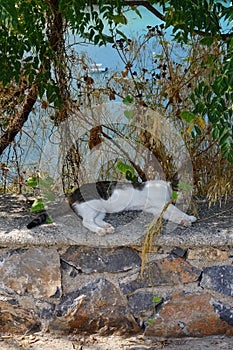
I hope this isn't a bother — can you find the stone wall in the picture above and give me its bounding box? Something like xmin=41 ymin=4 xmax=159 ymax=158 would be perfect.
xmin=0 ymin=244 xmax=233 ymax=337
xmin=0 ymin=194 xmax=233 ymax=337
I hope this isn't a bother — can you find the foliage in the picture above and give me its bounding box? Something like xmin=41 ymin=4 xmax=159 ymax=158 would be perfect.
xmin=0 ymin=0 xmax=232 ymax=201
xmin=160 ymin=0 xmax=224 ymax=41
xmin=116 ymin=161 xmax=138 ymax=182
xmin=27 ymin=176 xmax=38 ymax=188
xmin=30 ymin=198 xmax=45 ymax=213
xmin=0 ymin=0 xmax=123 ymax=87
xmin=153 ymin=0 xmax=233 ymax=162
xmin=25 ymin=174 xmax=54 ymax=218
xmin=106 ymin=25 xmax=232 ymax=196
xmin=0 ymin=0 xmax=126 ymax=156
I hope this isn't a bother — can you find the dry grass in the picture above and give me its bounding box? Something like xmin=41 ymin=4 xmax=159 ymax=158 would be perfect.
xmin=141 ymin=198 xmax=174 ymax=276
xmin=207 ymin=174 xmax=233 ymax=207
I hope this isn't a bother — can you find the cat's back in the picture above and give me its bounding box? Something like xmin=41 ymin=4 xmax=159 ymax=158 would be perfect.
xmin=69 ymin=181 xmax=118 ymax=204
xmin=146 ymin=179 xmax=172 ymax=200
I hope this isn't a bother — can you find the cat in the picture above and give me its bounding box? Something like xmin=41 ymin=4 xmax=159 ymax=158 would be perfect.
xmin=68 ymin=180 xmax=196 ymax=236
xmin=27 ymin=212 xmax=49 ymax=229
xmin=27 ymin=179 xmax=196 ymax=234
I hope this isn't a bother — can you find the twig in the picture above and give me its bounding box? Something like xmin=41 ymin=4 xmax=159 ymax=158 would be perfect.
xmin=141 ymin=198 xmax=174 ymax=276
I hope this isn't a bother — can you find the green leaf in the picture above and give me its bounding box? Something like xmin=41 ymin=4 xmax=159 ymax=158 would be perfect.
xmin=180 ymin=110 xmax=196 ymax=123
xmin=153 ymin=296 xmax=162 ymax=303
xmin=30 ymin=199 xmax=45 ymax=213
xmin=194 ymin=125 xmax=202 ymax=135
xmin=152 ymin=54 xmax=163 ymax=59
xmin=123 ymin=95 xmax=134 ymax=105
xmin=200 ymin=37 xmax=215 ymax=46
xmin=43 ymin=192 xmax=56 ymax=201
xmin=39 ymin=177 xmax=54 ymax=189
xmin=116 ymin=161 xmax=135 ymax=175
xmin=46 ymin=84 xmax=57 ymax=102
xmin=172 ymin=191 xmax=178 ymax=200
xmin=46 ymin=215 xmax=53 ymax=224
xmin=116 ymin=29 xmax=128 ymax=41
xmin=177 ymin=183 xmax=193 ymax=191
xmin=131 ymin=5 xmax=142 ymax=18
xmin=125 ymin=170 xmax=137 ymax=182
xmin=219 ymin=132 xmax=230 ymax=146
xmin=27 ymin=177 xmax=38 ymax=188
xmin=116 ymin=161 xmax=137 ymax=182
xmin=147 ymin=318 xmax=154 ymax=324
xmin=94 ymin=34 xmax=100 ymax=45
xmin=109 ymin=14 xmax=127 ymax=25
xmin=212 ymin=127 xmax=219 ymax=140
xmin=227 ymin=152 xmax=233 ymax=164
xmin=124 ymin=109 xmax=134 ymax=120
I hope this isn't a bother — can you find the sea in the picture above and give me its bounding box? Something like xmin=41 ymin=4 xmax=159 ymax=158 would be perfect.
xmin=75 ymin=5 xmax=164 ymax=72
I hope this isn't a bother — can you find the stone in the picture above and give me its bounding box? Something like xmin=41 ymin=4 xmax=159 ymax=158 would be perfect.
xmin=171 ymin=248 xmax=187 ymax=258
xmin=0 ymin=248 xmax=61 ymax=298
xmin=200 ymin=266 xmax=233 ymax=296
xmin=128 ymin=291 xmax=154 ymax=317
xmin=0 ymin=296 xmax=41 ymax=334
xmin=145 ymin=292 xmax=233 ymax=337
xmin=214 ymin=302 xmax=233 ymax=326
xmin=61 ymin=246 xmax=141 ymax=273
xmin=51 ymin=278 xmax=140 ymax=335
xmin=35 ymin=300 xmax=56 ymax=322
xmin=119 ymin=255 xmax=201 ymax=295
xmin=188 ymin=248 xmax=228 ymax=261
xmin=127 ymin=291 xmax=164 ymax=327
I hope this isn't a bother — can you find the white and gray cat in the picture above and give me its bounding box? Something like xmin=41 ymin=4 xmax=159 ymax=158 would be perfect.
xmin=68 ymin=180 xmax=196 ymax=236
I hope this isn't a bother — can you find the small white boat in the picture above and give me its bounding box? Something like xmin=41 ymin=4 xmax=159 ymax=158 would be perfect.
xmin=89 ymin=63 xmax=108 ymax=73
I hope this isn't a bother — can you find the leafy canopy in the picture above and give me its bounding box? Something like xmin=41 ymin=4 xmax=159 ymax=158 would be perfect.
xmin=0 ymin=0 xmax=123 ymax=86
xmin=0 ymin=0 xmax=232 ymax=162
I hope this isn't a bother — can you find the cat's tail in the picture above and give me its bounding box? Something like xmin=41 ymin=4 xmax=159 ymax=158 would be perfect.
xmin=27 ymin=212 xmax=49 ymax=229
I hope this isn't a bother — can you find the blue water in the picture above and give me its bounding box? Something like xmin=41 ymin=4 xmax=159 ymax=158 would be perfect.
xmin=75 ymin=6 xmax=164 ymax=72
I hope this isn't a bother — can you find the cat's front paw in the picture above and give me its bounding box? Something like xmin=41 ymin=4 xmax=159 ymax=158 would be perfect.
xmin=180 ymin=215 xmax=197 ymax=227
xmin=189 ymin=215 xmax=197 ymax=222
xmin=104 ymin=224 xmax=115 ymax=233
xmin=96 ymin=228 xmax=107 ymax=236
xmin=180 ymin=219 xmax=192 ymax=227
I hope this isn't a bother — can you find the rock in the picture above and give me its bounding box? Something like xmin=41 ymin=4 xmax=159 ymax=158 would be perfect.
xmin=188 ymin=248 xmax=228 ymax=261
xmin=0 ymin=296 xmax=41 ymax=334
xmin=51 ymin=278 xmax=140 ymax=335
xmin=61 ymin=246 xmax=141 ymax=273
xmin=0 ymin=248 xmax=61 ymax=298
xmin=128 ymin=291 xmax=154 ymax=317
xmin=214 ymin=301 xmax=233 ymax=326
xmin=145 ymin=292 xmax=233 ymax=337
xmin=119 ymin=255 xmax=201 ymax=295
xmin=35 ymin=300 xmax=56 ymax=322
xmin=127 ymin=291 xmax=163 ymax=327
xmin=200 ymin=266 xmax=233 ymax=296
xmin=171 ymin=248 xmax=187 ymax=258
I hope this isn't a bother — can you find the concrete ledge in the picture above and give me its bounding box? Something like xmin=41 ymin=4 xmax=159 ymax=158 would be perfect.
xmin=0 ymin=194 xmax=233 ymax=337
xmin=0 ymin=195 xmax=232 ymax=249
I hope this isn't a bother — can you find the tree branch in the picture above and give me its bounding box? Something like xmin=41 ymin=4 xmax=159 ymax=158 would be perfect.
xmin=0 ymin=0 xmax=68 ymax=155
xmin=124 ymin=1 xmax=233 ymax=39
xmin=0 ymin=85 xmax=38 ymax=155
xmin=124 ymin=1 xmax=165 ymax=21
